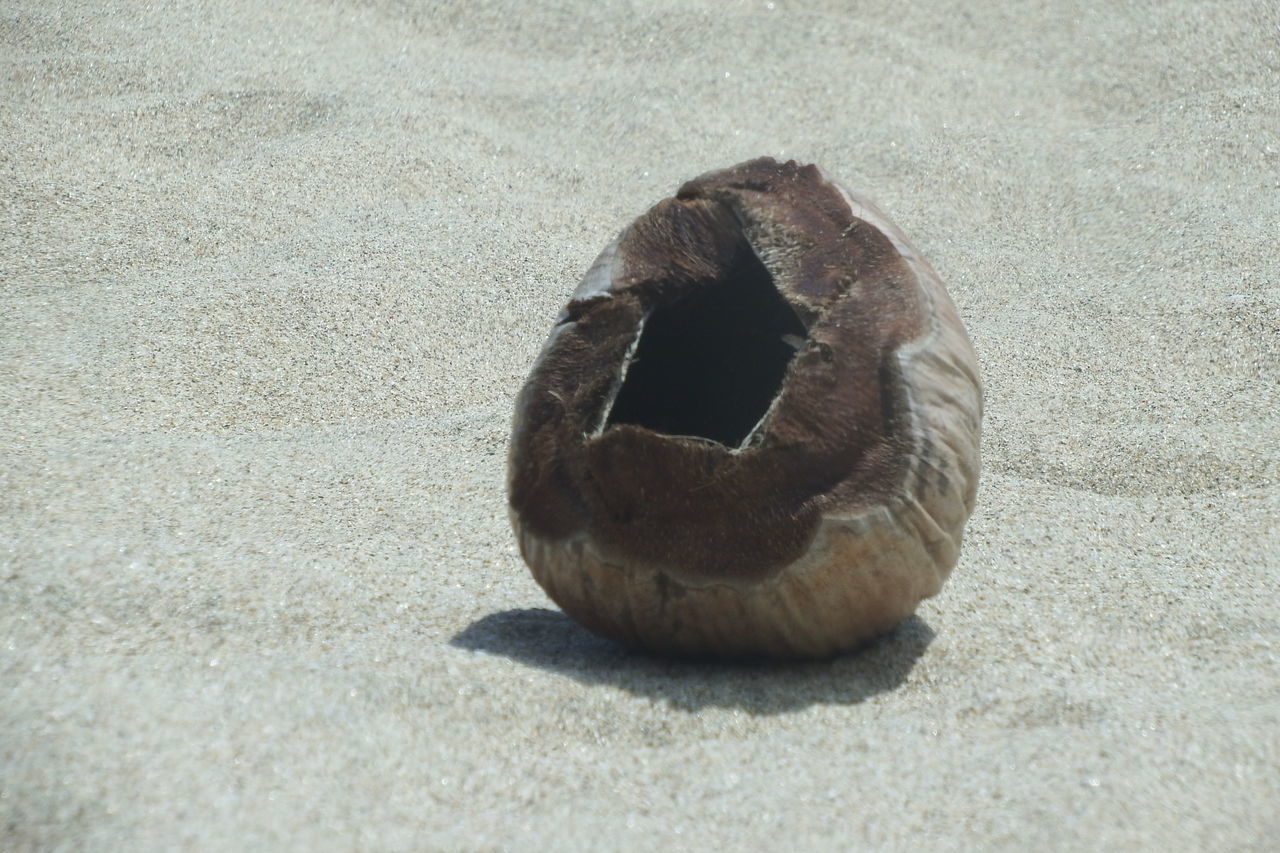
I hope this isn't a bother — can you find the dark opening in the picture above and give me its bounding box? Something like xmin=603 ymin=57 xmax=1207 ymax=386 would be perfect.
xmin=604 ymin=248 xmax=807 ymax=447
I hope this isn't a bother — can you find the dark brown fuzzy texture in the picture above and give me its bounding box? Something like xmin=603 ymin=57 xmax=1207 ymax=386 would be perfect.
xmin=509 ymin=158 xmax=925 ymax=583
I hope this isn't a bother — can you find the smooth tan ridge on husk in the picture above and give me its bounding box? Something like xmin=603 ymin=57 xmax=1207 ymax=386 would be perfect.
xmin=508 ymin=157 xmax=983 ymax=659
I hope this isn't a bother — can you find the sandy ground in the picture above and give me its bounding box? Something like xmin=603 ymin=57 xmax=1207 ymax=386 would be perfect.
xmin=3 ymin=1 xmax=1279 ymax=849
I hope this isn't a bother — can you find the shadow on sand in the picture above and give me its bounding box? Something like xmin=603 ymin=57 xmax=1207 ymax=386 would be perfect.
xmin=450 ymin=608 xmax=933 ymax=714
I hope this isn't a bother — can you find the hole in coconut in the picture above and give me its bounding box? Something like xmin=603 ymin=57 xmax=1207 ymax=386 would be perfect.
xmin=604 ymin=247 xmax=807 ymax=447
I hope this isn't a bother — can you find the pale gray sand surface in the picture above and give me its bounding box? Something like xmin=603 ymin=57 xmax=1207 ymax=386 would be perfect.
xmin=3 ymin=1 xmax=1279 ymax=850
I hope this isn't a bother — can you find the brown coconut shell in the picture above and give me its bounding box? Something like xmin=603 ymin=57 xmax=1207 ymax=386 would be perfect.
xmin=507 ymin=157 xmax=983 ymax=659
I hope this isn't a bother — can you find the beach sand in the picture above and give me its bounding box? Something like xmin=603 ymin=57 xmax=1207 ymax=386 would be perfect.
xmin=3 ymin=1 xmax=1278 ymax=849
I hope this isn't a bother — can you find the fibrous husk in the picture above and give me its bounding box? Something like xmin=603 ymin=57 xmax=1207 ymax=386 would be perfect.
xmin=508 ymin=157 xmax=983 ymax=659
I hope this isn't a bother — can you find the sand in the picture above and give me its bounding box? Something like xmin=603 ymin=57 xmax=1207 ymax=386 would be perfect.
xmin=2 ymin=0 xmax=1278 ymax=849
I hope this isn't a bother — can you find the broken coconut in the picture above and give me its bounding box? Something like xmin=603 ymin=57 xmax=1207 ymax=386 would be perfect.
xmin=507 ymin=157 xmax=983 ymax=659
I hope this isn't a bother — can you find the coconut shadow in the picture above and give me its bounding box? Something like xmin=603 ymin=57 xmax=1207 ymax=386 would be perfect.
xmin=450 ymin=609 xmax=934 ymax=714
